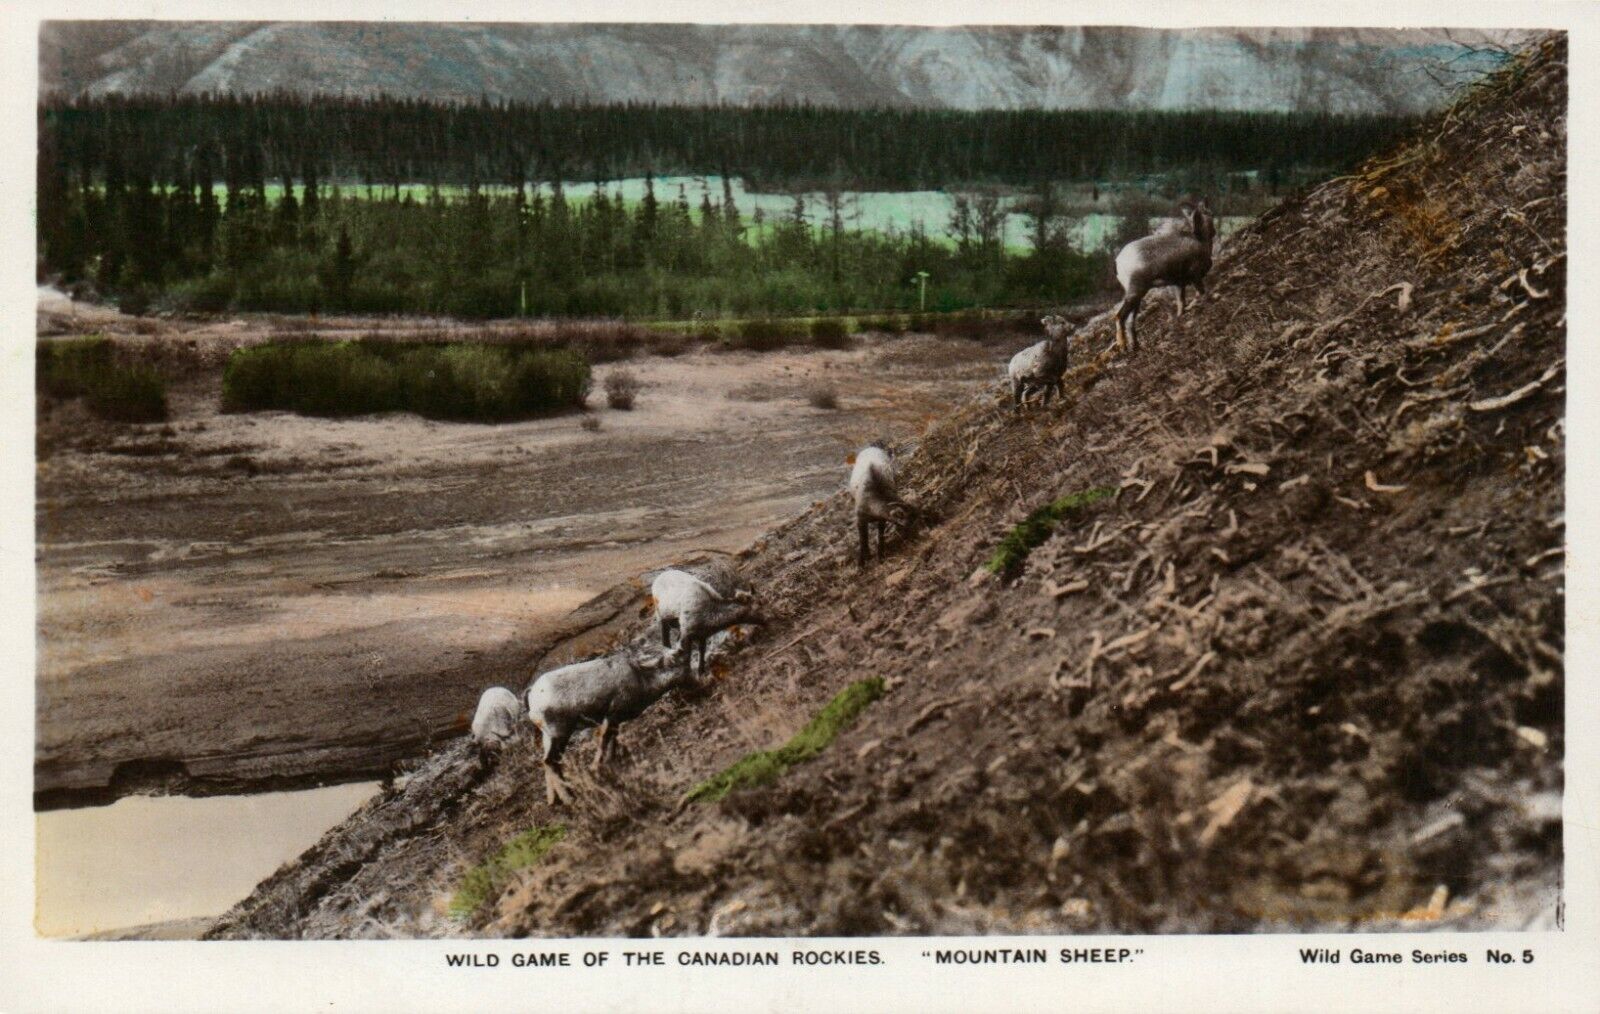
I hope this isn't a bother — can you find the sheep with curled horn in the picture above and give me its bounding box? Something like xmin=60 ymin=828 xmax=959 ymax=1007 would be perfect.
xmin=1112 ymin=198 xmax=1216 ymax=355
xmin=523 ymin=643 xmax=687 ymax=806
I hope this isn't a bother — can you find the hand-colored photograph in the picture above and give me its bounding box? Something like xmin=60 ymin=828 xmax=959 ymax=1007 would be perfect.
xmin=32 ymin=21 xmax=1563 ymax=941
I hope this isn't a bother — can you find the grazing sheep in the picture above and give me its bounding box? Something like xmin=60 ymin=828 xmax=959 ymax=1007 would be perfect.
xmin=1113 ymin=198 xmax=1216 ymax=354
xmin=1007 ymin=315 xmax=1073 ymax=412
xmin=850 ymin=443 xmax=918 ymax=567
xmin=652 ymin=568 xmax=765 ymax=677
xmin=524 ymin=645 xmax=686 ymax=805
xmin=469 ymin=686 xmax=523 ymax=765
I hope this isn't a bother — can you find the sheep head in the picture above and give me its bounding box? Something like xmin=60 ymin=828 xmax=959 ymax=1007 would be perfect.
xmin=1041 ymin=314 xmax=1071 ymax=341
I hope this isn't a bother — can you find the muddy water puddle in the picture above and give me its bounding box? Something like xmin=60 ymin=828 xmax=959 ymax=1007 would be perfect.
xmin=35 ymin=781 xmax=377 ymax=938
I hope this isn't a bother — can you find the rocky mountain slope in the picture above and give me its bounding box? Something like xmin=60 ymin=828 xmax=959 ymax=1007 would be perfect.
xmin=208 ymin=35 xmax=1564 ymax=938
xmin=42 ymin=23 xmax=1523 ymax=113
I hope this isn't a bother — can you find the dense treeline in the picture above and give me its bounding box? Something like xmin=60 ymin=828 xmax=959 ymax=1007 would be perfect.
xmin=37 ymin=94 xmax=1415 ymax=318
xmin=40 ymin=93 xmax=1416 ymax=192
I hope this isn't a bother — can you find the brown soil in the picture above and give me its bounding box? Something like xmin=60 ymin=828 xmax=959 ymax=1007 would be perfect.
xmin=207 ymin=37 xmax=1565 ymax=937
xmin=35 ymin=311 xmax=1007 ymax=807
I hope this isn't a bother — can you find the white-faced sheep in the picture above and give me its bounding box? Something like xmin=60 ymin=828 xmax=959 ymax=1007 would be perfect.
xmin=850 ymin=443 xmax=918 ymax=567
xmin=469 ymin=686 xmax=523 ymax=766
xmin=651 ymin=568 xmax=764 ymax=677
xmin=1113 ymin=198 xmax=1216 ymax=354
xmin=524 ymin=645 xmax=686 ymax=805
xmin=1007 ymin=315 xmax=1073 ymax=412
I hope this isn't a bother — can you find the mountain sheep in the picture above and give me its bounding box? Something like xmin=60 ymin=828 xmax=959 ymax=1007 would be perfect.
xmin=1007 ymin=315 xmax=1073 ymax=412
xmin=850 ymin=443 xmax=918 ymax=567
xmin=524 ymin=645 xmax=686 ymax=805
xmin=470 ymin=687 xmax=523 ymax=765
xmin=1113 ymin=198 xmax=1216 ymax=354
xmin=651 ymin=568 xmax=765 ymax=677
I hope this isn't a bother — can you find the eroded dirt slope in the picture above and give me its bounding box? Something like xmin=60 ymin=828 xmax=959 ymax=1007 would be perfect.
xmin=210 ymin=36 xmax=1565 ymax=938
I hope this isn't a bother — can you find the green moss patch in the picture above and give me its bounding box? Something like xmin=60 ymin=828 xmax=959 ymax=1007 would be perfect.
xmin=684 ymin=678 xmax=885 ymax=805
xmin=448 ymin=824 xmax=566 ymax=919
xmin=984 ymin=486 xmax=1115 ymax=575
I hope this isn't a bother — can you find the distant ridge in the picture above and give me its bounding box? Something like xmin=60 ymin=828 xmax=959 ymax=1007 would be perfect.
xmin=40 ymin=22 xmax=1523 ymax=113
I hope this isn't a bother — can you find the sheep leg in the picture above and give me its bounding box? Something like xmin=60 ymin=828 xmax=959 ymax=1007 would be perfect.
xmin=1121 ymin=289 xmax=1146 ymax=353
xmin=697 ymin=637 xmax=708 ymax=677
xmin=544 ymin=765 xmax=573 ymax=806
xmin=876 ymin=520 xmax=886 ymax=560
xmin=857 ymin=517 xmax=870 ymax=567
xmin=1174 ymin=284 xmax=1187 ymax=316
xmin=1012 ymin=379 xmax=1023 ymax=413
xmin=660 ymin=618 xmax=674 ymax=648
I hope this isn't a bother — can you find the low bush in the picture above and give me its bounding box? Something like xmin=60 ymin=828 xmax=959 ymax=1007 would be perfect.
xmin=809 ymin=318 xmax=851 ymax=349
xmin=605 ymin=369 xmax=641 ymax=410
xmin=221 ymin=340 xmax=591 ymax=421
xmin=863 ymin=316 xmax=905 ymax=335
xmin=806 ymin=384 xmax=840 ymax=410
xmin=735 ymin=317 xmax=804 ymax=351
xmin=37 ymin=337 xmax=168 ymax=423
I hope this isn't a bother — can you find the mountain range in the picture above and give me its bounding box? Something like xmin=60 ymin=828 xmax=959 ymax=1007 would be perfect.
xmin=40 ymin=22 xmax=1526 ymax=113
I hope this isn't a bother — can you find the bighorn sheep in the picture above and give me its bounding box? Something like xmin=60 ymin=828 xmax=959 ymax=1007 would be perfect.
xmin=1113 ymin=198 xmax=1216 ymax=354
xmin=1007 ymin=315 xmax=1073 ymax=412
xmin=524 ymin=645 xmax=686 ymax=805
xmin=651 ymin=567 xmax=765 ymax=677
xmin=469 ymin=686 xmax=523 ymax=765
xmin=850 ymin=443 xmax=917 ymax=567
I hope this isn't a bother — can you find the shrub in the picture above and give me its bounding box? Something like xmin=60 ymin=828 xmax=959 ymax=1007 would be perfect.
xmin=809 ymin=318 xmax=850 ymax=349
xmin=805 ymin=384 xmax=840 ymax=410
xmin=579 ymin=414 xmax=602 ymax=432
xmin=908 ymin=314 xmax=933 ymax=334
xmin=166 ymin=273 xmax=236 ymax=314
xmin=735 ymin=317 xmax=802 ymax=351
xmin=604 ymin=369 xmax=641 ymax=410
xmin=222 ymin=340 xmax=591 ymax=421
xmin=683 ymin=679 xmax=883 ymax=805
xmin=118 ymin=286 xmax=152 ymax=317
xmin=865 ymin=316 xmax=905 ymax=335
xmin=37 ymin=337 xmax=167 ymax=423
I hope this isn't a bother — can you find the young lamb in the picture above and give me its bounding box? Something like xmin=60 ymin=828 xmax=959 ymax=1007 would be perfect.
xmin=850 ymin=443 xmax=918 ymax=567
xmin=1007 ymin=315 xmax=1073 ymax=412
xmin=469 ymin=686 xmax=523 ymax=766
xmin=524 ymin=645 xmax=686 ymax=805
xmin=1113 ymin=198 xmax=1216 ymax=354
xmin=651 ymin=568 xmax=764 ymax=677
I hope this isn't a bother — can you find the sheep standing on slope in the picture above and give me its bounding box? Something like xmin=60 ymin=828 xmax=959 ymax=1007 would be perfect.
xmin=470 ymin=687 xmax=523 ymax=766
xmin=1113 ymin=198 xmax=1217 ymax=354
xmin=524 ymin=646 xmax=685 ymax=805
xmin=651 ymin=568 xmax=765 ymax=678
xmin=850 ymin=443 xmax=917 ymax=567
xmin=1007 ymin=315 xmax=1074 ymax=412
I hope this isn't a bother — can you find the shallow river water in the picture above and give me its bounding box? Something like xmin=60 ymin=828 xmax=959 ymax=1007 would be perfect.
xmin=35 ymin=782 xmax=377 ymax=938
